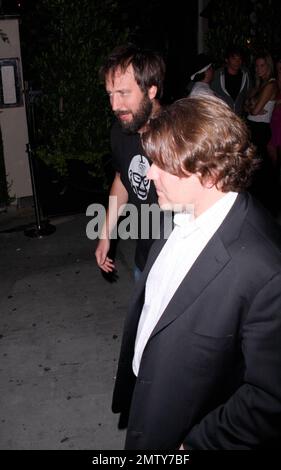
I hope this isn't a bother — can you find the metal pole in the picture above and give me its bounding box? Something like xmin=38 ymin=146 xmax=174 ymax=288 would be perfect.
xmin=24 ymin=85 xmax=56 ymax=238
xmin=26 ymin=142 xmax=41 ymax=231
xmin=24 ymin=143 xmax=56 ymax=237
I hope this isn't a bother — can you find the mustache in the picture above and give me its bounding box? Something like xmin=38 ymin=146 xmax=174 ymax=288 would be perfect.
xmin=115 ymin=110 xmax=130 ymax=117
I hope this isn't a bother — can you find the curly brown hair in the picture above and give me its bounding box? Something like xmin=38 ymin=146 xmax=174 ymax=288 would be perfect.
xmin=141 ymin=96 xmax=258 ymax=192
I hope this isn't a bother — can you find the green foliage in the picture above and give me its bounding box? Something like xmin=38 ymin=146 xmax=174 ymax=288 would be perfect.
xmin=27 ymin=0 xmax=130 ymax=181
xmin=205 ymin=0 xmax=281 ymax=66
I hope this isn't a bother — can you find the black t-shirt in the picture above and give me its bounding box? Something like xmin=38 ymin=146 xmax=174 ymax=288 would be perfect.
xmin=224 ymin=68 xmax=243 ymax=102
xmin=111 ymin=120 xmax=160 ymax=271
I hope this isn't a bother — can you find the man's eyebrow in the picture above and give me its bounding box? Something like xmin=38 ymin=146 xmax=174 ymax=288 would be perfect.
xmin=107 ymin=88 xmax=130 ymax=94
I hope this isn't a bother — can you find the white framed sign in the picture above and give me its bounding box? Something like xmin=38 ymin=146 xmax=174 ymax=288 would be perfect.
xmin=0 ymin=58 xmax=23 ymax=107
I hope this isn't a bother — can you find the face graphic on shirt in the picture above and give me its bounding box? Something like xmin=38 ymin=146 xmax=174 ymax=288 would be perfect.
xmin=128 ymin=155 xmax=151 ymax=200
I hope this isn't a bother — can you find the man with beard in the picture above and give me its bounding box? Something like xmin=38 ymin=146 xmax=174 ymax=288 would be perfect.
xmin=95 ymin=44 xmax=166 ymax=281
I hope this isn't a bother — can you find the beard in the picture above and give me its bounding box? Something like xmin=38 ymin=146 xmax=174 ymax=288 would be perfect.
xmin=115 ymin=93 xmax=153 ymax=134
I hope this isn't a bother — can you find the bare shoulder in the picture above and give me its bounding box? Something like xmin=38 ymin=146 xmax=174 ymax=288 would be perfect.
xmin=262 ymin=80 xmax=278 ymax=98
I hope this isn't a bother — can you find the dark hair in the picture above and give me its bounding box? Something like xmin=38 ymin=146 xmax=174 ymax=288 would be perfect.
xmin=225 ymin=45 xmax=244 ymax=60
xmin=100 ymin=44 xmax=166 ymax=99
xmin=142 ymin=96 xmax=258 ymax=192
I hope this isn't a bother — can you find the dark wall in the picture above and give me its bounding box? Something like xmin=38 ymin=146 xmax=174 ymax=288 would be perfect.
xmin=2 ymin=0 xmax=198 ymax=103
xmin=163 ymin=1 xmax=198 ymax=102
xmin=125 ymin=0 xmax=198 ymax=103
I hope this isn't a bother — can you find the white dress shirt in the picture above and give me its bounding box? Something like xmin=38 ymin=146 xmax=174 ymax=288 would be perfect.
xmin=133 ymin=191 xmax=238 ymax=376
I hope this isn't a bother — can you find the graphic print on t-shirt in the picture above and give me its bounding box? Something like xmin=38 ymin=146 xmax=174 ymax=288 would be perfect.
xmin=128 ymin=155 xmax=151 ymax=200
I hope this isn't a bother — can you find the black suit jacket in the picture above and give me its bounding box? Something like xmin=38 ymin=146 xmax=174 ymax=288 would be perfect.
xmin=112 ymin=193 xmax=281 ymax=449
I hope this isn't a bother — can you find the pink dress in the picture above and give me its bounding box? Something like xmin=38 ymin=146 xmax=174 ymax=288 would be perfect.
xmin=270 ymin=92 xmax=281 ymax=147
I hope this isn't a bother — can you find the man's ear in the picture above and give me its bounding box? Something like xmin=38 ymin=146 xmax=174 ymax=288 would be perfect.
xmin=148 ymin=85 xmax=157 ymax=100
xmin=197 ymin=172 xmax=216 ymax=188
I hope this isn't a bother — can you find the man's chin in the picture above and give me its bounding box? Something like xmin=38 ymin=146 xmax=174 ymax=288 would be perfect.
xmin=159 ymin=202 xmax=172 ymax=211
xmin=119 ymin=119 xmax=137 ymax=134
xmin=160 ymin=201 xmax=194 ymax=213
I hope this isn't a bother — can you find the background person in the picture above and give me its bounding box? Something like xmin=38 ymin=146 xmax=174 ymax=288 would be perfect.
xmin=188 ymin=53 xmax=215 ymax=97
xmin=246 ymin=52 xmax=278 ymax=214
xmin=267 ymin=57 xmax=281 ymax=169
xmin=95 ymin=44 xmax=165 ymax=281
xmin=112 ymin=96 xmax=281 ymax=450
xmin=211 ymin=45 xmax=251 ymax=115
xmin=246 ymin=52 xmax=277 ymax=155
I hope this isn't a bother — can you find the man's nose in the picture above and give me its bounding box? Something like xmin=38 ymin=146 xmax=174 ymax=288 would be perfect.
xmin=110 ymin=94 xmax=122 ymax=111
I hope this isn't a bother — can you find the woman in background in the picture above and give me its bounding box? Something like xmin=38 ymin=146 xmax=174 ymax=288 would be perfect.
xmin=246 ymin=52 xmax=278 ymax=214
xmin=246 ymin=52 xmax=277 ymax=155
xmin=267 ymin=58 xmax=281 ymax=169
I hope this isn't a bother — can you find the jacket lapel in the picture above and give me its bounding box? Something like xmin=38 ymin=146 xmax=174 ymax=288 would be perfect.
xmin=150 ymin=193 xmax=249 ymax=338
xmin=131 ymin=193 xmax=249 ymax=337
xmin=150 ymin=234 xmax=230 ymax=338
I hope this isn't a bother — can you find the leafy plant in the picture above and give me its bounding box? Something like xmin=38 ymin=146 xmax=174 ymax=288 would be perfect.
xmin=23 ymin=0 xmax=130 ymax=183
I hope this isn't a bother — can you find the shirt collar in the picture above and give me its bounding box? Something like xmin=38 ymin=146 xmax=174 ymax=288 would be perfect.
xmin=173 ymin=192 xmax=238 ymax=238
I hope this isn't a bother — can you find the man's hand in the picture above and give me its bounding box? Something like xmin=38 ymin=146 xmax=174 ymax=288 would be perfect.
xmin=95 ymin=238 xmax=115 ymax=272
